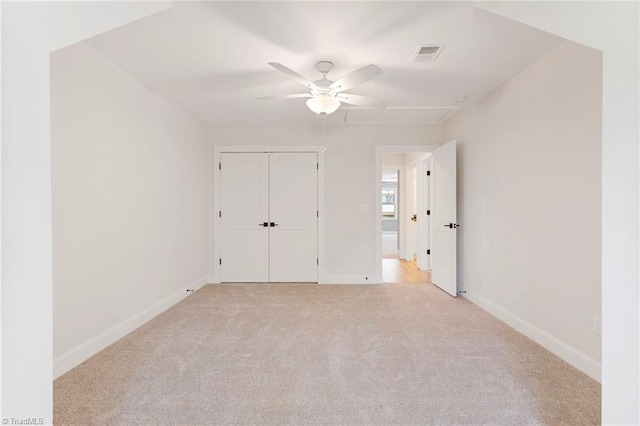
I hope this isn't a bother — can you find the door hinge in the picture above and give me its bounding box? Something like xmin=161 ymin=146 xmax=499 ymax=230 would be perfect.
xmin=219 ymin=162 xmax=221 ymax=170
xmin=427 ymin=249 xmax=431 ymax=255
xmin=427 ymin=170 xmax=431 ymax=176
xmin=427 ymin=210 xmax=431 ymax=216
xmin=316 ymin=210 xmax=319 ymax=218
xmin=219 ymin=258 xmax=222 ymax=265
xmin=219 ymin=211 xmax=222 ymax=218
xmin=317 ymin=258 xmax=319 ymax=265
xmin=317 ymin=162 xmax=319 ymax=170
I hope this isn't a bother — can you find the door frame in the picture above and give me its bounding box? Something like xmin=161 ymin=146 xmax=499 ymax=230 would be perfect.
xmin=212 ymin=146 xmax=325 ymax=283
xmin=404 ymin=165 xmax=418 ymax=263
xmin=404 ymin=155 xmax=432 ymax=271
xmin=375 ymin=145 xmax=440 ymax=282
xmin=419 ymin=156 xmax=432 ymax=271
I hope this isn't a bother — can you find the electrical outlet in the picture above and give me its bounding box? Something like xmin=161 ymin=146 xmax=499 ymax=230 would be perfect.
xmin=593 ymin=315 xmax=602 ymax=335
xmin=359 ymin=203 xmax=369 ymax=212
xmin=354 ymin=256 xmax=359 ymax=264
xmin=464 ymin=263 xmax=469 ymax=276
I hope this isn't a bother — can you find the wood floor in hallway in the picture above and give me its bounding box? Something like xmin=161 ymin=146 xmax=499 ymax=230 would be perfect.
xmin=382 ymin=258 xmax=431 ymax=283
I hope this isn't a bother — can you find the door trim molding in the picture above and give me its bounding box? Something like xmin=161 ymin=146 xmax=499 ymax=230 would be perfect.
xmin=212 ymin=146 xmax=325 ymax=283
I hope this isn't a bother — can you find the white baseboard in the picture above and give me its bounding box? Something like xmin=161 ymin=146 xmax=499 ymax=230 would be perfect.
xmin=206 ymin=274 xmax=219 ymax=284
xmin=320 ymin=275 xmax=379 ymax=284
xmin=53 ymin=276 xmax=207 ymax=379
xmin=462 ymin=289 xmax=601 ymax=382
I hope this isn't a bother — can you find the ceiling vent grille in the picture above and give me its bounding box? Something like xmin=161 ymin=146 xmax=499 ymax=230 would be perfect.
xmin=413 ymin=44 xmax=445 ymax=63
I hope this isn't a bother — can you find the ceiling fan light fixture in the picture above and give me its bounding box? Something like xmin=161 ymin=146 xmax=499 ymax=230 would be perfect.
xmin=306 ymin=94 xmax=341 ymax=115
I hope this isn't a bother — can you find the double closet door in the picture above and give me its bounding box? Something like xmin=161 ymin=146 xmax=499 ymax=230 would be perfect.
xmin=220 ymin=152 xmax=318 ymax=282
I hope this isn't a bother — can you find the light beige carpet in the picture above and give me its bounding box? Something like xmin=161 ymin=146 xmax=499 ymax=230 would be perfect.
xmin=54 ymin=284 xmax=600 ymax=425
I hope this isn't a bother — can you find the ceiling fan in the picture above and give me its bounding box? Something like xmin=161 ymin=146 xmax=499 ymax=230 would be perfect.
xmin=257 ymin=61 xmax=389 ymax=115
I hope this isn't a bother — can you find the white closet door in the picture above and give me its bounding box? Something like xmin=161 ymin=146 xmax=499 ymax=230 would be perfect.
xmin=220 ymin=153 xmax=269 ymax=282
xmin=269 ymin=153 xmax=318 ymax=282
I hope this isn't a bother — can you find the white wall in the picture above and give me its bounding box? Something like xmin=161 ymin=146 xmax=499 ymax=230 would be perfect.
xmin=51 ymin=42 xmax=208 ymax=376
xmin=474 ymin=4 xmax=639 ymax=422
xmin=208 ymin=125 xmax=444 ymax=283
xmin=445 ymin=41 xmax=602 ymax=378
xmin=1 ymin=1 xmax=171 ymax=420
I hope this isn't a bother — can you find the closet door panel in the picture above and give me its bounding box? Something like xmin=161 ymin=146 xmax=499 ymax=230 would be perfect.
xmin=220 ymin=153 xmax=269 ymax=282
xmin=269 ymin=153 xmax=318 ymax=282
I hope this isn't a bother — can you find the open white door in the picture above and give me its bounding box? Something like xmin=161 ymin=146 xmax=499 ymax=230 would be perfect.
xmin=431 ymin=140 xmax=458 ymax=296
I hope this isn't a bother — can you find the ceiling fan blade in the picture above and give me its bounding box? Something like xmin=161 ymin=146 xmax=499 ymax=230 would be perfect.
xmin=337 ymin=93 xmax=389 ymax=109
xmin=268 ymin=62 xmax=318 ymax=90
xmin=256 ymin=93 xmax=312 ymax=100
xmin=330 ymin=64 xmax=383 ymax=92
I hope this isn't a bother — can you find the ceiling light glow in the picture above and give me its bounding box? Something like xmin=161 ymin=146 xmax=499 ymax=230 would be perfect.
xmin=306 ymin=94 xmax=341 ymax=115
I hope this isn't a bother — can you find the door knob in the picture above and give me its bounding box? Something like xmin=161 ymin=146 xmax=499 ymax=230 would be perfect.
xmin=270 ymin=222 xmax=279 ymax=227
xmin=258 ymin=222 xmax=268 ymax=227
xmin=443 ymin=223 xmax=460 ymax=228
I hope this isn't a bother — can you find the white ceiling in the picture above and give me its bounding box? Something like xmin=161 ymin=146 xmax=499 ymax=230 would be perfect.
xmin=85 ymin=1 xmax=563 ymax=127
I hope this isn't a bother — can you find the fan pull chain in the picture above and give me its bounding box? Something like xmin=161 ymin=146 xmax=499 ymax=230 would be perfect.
xmin=322 ymin=114 xmax=327 ymax=136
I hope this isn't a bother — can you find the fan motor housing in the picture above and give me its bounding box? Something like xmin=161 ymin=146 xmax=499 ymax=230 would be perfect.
xmin=316 ymin=61 xmax=334 ymax=73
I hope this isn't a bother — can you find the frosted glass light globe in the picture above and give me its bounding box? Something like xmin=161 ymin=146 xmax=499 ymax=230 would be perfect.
xmin=306 ymin=94 xmax=341 ymax=115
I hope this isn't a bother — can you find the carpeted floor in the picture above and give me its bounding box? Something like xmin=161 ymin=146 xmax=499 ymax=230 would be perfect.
xmin=54 ymin=284 xmax=600 ymax=425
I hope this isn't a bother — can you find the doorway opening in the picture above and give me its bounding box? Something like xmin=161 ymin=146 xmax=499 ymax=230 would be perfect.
xmin=381 ymin=168 xmax=399 ymax=260
xmin=377 ymin=148 xmax=436 ymax=284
